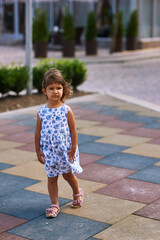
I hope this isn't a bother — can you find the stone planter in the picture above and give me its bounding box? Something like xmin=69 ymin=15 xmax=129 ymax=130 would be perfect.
xmin=126 ymin=37 xmax=137 ymax=50
xmin=63 ymin=40 xmax=75 ymax=57
xmin=34 ymin=41 xmax=48 ymax=58
xmin=85 ymin=39 xmax=97 ymax=55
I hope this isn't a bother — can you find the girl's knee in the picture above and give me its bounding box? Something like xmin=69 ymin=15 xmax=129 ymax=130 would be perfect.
xmin=48 ymin=175 xmax=58 ymax=184
xmin=63 ymin=171 xmax=74 ymax=181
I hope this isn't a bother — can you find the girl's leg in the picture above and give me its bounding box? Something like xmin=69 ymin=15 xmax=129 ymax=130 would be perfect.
xmin=48 ymin=175 xmax=59 ymax=208
xmin=63 ymin=171 xmax=81 ymax=200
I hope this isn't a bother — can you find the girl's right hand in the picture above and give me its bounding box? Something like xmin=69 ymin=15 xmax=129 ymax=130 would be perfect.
xmin=37 ymin=151 xmax=45 ymax=164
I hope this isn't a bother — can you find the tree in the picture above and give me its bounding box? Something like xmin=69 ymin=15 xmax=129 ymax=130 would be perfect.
xmin=110 ymin=0 xmax=120 ymax=53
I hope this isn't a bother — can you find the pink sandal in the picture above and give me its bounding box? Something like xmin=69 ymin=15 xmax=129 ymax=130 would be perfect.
xmin=45 ymin=204 xmax=60 ymax=218
xmin=71 ymin=188 xmax=84 ymax=208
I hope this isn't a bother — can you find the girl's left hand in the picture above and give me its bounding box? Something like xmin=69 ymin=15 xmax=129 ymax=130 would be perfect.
xmin=67 ymin=149 xmax=76 ymax=163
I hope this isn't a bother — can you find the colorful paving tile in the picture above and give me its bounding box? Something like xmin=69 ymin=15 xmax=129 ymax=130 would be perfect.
xmin=1 ymin=94 xmax=160 ymax=239
xmin=0 ymin=213 xmax=27 ymax=233
xmin=96 ymin=178 xmax=160 ymax=204
xmin=128 ymin=165 xmax=160 ymax=184
xmin=0 ymin=189 xmax=69 ymax=220
xmin=79 ymin=142 xmax=127 ymax=156
xmin=9 ymin=213 xmax=110 ymax=240
xmin=96 ymin=152 xmax=159 ymax=170
xmin=95 ymin=215 xmax=160 ymax=240
xmin=134 ymin=198 xmax=160 ymax=221
xmin=77 ymin=163 xmax=135 ymax=184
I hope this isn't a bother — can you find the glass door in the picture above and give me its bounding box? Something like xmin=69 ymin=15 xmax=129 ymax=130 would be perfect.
xmin=3 ymin=2 xmax=14 ymax=33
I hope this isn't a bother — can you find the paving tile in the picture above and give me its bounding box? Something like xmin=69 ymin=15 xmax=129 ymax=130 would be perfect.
xmin=122 ymin=127 xmax=160 ymax=138
xmin=0 ymin=172 xmax=39 ymax=196
xmin=79 ymin=142 xmax=127 ymax=156
xmin=96 ymin=134 xmax=150 ymax=146
xmin=116 ymin=104 xmax=146 ymax=112
xmin=61 ymin=193 xmax=145 ymax=224
xmin=134 ymin=198 xmax=160 ymax=220
xmin=0 ymin=133 xmax=5 ymax=138
xmin=0 ymin=140 xmax=24 ymax=150
xmin=137 ymin=109 xmax=160 ymax=117
xmin=2 ymin=161 xmax=47 ymax=181
xmin=96 ymin=152 xmax=159 ymax=170
xmin=78 ymin=126 xmax=123 ymax=137
xmin=121 ymin=115 xmax=158 ymax=124
xmin=76 ymin=119 xmax=100 ymax=128
xmin=13 ymin=118 xmax=36 ymax=128
xmin=9 ymin=212 xmax=109 ymax=240
xmin=0 ymin=149 xmax=36 ymax=165
xmin=0 ymin=189 xmax=69 ymax=220
xmin=100 ymin=108 xmax=135 ymax=117
xmin=143 ymin=121 xmax=160 ymax=129
xmin=0 ymin=213 xmax=27 ymax=233
xmin=0 ymin=119 xmax=16 ymax=125
xmin=95 ymin=215 xmax=160 ymax=240
xmin=96 ymin=178 xmax=160 ymax=204
xmin=79 ymin=113 xmax=118 ymax=123
xmin=155 ymin=161 xmax=160 ymax=166
xmin=0 ymin=162 xmax=14 ymax=171
xmin=148 ymin=138 xmax=160 ymax=145
xmin=78 ymin=134 xmax=100 ymax=145
xmin=97 ymin=119 xmax=143 ymax=129
xmin=123 ymin=143 xmax=160 ymax=158
xmin=0 ymin=125 xmax=31 ymax=134
xmin=0 ymin=232 xmax=28 ymax=240
xmin=76 ymin=163 xmax=135 ymax=184
xmin=73 ymin=108 xmax=99 ymax=118
xmin=1 ymin=131 xmax=34 ymax=144
xmin=16 ymin=143 xmax=35 ymax=152
xmin=25 ymin=176 xmax=106 ymax=200
xmin=128 ymin=165 xmax=160 ymax=184
xmin=79 ymin=152 xmax=104 ymax=166
xmin=1 ymin=113 xmax=35 ymax=121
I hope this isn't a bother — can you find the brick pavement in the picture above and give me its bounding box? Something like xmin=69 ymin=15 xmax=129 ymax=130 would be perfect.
xmin=1 ymin=94 xmax=160 ymax=239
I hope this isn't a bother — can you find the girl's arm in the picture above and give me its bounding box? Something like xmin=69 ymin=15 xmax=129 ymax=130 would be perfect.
xmin=67 ymin=108 xmax=78 ymax=163
xmin=35 ymin=113 xmax=45 ymax=164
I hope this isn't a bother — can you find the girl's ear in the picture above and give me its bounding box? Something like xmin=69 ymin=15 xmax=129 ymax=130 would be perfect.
xmin=42 ymin=88 xmax=46 ymax=95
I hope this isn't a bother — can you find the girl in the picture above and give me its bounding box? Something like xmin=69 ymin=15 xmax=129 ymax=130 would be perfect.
xmin=35 ymin=68 xmax=83 ymax=218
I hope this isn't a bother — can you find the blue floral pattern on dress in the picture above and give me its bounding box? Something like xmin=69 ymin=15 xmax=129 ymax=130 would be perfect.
xmin=38 ymin=104 xmax=83 ymax=177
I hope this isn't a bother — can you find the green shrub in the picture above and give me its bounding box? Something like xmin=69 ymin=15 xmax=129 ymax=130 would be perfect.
xmin=0 ymin=66 xmax=10 ymax=94
xmin=85 ymin=11 xmax=97 ymax=40
xmin=111 ymin=12 xmax=124 ymax=38
xmin=33 ymin=58 xmax=87 ymax=92
xmin=62 ymin=7 xmax=75 ymax=41
xmin=33 ymin=8 xmax=49 ymax=42
xmin=126 ymin=9 xmax=138 ymax=38
xmin=8 ymin=64 xmax=29 ymax=95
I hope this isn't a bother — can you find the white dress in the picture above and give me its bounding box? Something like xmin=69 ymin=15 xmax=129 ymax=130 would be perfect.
xmin=38 ymin=104 xmax=83 ymax=178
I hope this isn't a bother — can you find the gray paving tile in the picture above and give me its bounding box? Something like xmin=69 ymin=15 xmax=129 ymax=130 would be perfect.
xmin=96 ymin=153 xmax=159 ymax=170
xmin=78 ymin=134 xmax=100 ymax=145
xmin=0 ymin=189 xmax=70 ymax=220
xmin=0 ymin=162 xmax=14 ymax=171
xmin=9 ymin=213 xmax=110 ymax=240
xmin=79 ymin=142 xmax=127 ymax=156
xmin=0 ymin=173 xmax=39 ymax=196
xmin=128 ymin=165 xmax=160 ymax=184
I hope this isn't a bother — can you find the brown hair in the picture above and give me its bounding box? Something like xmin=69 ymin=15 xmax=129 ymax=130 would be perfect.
xmin=42 ymin=68 xmax=72 ymax=102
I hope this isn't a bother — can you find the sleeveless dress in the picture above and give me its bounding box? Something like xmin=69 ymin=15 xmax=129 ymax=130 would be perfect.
xmin=38 ymin=104 xmax=83 ymax=178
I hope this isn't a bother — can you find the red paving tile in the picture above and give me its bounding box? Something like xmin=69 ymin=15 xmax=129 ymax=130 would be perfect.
xmin=96 ymin=178 xmax=160 ymax=204
xmin=79 ymin=114 xmax=118 ymax=122
xmin=0 ymin=232 xmax=28 ymax=240
xmin=76 ymin=163 xmax=135 ymax=184
xmin=0 ymin=213 xmax=27 ymax=234
xmin=2 ymin=132 xmax=34 ymax=143
xmin=148 ymin=138 xmax=160 ymax=145
xmin=16 ymin=142 xmax=35 ymax=152
xmin=0 ymin=119 xmax=16 ymax=125
xmin=79 ymin=153 xmax=104 ymax=166
xmin=0 ymin=125 xmax=31 ymax=134
xmin=134 ymin=199 xmax=160 ymax=220
xmin=98 ymin=119 xmax=144 ymax=129
xmin=122 ymin=127 xmax=160 ymax=138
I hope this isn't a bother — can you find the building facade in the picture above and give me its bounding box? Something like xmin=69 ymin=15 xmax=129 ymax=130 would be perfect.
xmin=0 ymin=0 xmax=160 ymax=48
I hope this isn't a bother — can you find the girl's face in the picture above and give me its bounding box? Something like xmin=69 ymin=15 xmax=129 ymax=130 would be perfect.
xmin=43 ymin=82 xmax=63 ymax=103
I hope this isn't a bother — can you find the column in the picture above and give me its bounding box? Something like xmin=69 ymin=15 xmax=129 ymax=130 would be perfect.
xmin=14 ymin=0 xmax=18 ymax=37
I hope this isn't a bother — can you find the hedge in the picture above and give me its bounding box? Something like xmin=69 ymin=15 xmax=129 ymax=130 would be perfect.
xmin=0 ymin=59 xmax=87 ymax=96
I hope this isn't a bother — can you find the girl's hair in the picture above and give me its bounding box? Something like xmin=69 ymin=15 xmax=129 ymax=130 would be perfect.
xmin=42 ymin=68 xmax=72 ymax=102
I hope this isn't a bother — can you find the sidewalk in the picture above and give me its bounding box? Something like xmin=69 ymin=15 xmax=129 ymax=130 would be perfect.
xmin=1 ymin=93 xmax=160 ymax=239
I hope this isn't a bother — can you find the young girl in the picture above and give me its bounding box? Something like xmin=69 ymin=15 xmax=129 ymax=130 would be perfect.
xmin=35 ymin=68 xmax=83 ymax=218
